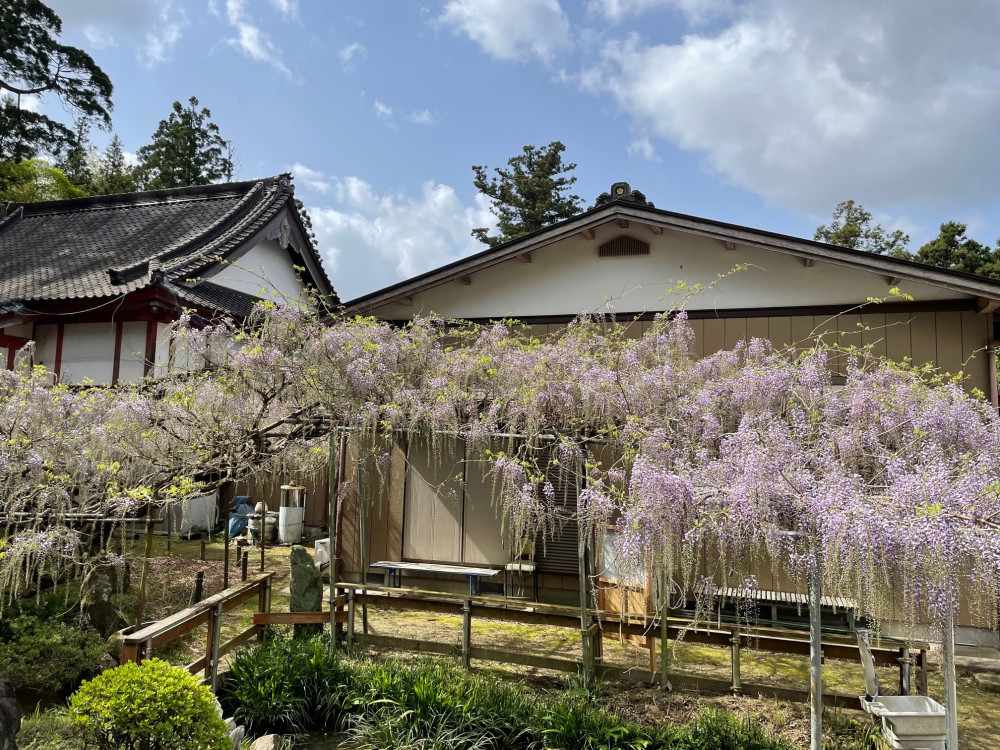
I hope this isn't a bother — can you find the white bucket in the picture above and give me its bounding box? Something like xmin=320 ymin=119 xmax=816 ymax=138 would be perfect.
xmin=278 ymin=505 xmax=305 ymax=544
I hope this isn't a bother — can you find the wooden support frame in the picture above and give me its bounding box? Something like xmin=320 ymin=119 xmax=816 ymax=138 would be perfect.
xmin=581 ymin=228 xmax=596 ymax=240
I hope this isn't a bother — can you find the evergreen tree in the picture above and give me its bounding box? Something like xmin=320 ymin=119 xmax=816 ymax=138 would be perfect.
xmin=0 ymin=0 xmax=113 ymax=160
xmin=55 ymin=119 xmax=95 ymax=191
xmin=914 ymin=222 xmax=998 ymax=279
xmin=472 ymin=141 xmax=583 ymax=247
xmin=814 ymin=200 xmax=910 ymax=257
xmin=89 ymin=135 xmax=137 ymax=195
xmin=135 ymin=97 xmax=234 ymax=190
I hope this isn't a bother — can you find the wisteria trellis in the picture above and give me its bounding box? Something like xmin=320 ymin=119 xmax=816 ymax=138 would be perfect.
xmin=2 ymin=299 xmax=999 ymax=635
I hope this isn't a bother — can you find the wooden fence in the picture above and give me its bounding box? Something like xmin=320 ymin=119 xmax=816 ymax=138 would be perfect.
xmin=120 ymin=572 xmax=274 ymax=691
xmin=333 ymin=581 xmax=927 ymax=708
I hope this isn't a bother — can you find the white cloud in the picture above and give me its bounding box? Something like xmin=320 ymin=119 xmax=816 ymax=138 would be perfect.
xmin=268 ymin=0 xmax=298 ymax=19
xmin=17 ymin=95 xmax=42 ymax=113
xmin=626 ymin=136 xmax=659 ymax=161
xmin=373 ymin=101 xmax=393 ymax=120
xmin=138 ymin=4 xmax=187 ymax=69
xmin=440 ymin=0 xmax=572 ymax=63
xmin=291 ymin=163 xmax=332 ymax=193
xmin=587 ymin=0 xmax=732 ymax=24
xmin=225 ymin=0 xmax=292 ymax=77
xmin=83 ymin=24 xmax=117 ymax=49
xmin=581 ymin=0 xmax=1000 ymax=213
xmin=407 ymin=109 xmax=434 ymax=126
xmin=338 ymin=42 xmax=367 ymax=70
xmin=308 ymin=177 xmax=496 ymax=300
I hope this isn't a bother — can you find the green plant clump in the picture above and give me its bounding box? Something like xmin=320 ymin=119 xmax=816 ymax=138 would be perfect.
xmin=220 ymin=634 xmax=792 ymax=750
xmin=69 ymin=658 xmax=230 ymax=750
xmin=0 ymin=599 xmax=109 ymax=693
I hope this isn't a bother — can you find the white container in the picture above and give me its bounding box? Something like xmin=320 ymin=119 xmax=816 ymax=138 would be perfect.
xmin=314 ymin=537 xmax=331 ymax=571
xmin=856 ymin=630 xmax=947 ymax=750
xmin=278 ymin=505 xmax=304 ymax=544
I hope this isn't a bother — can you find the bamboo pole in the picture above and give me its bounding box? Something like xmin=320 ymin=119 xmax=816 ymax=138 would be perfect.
xmin=809 ymin=552 xmax=822 ymax=750
xmin=134 ymin=507 xmax=156 ymax=628
xmin=943 ymin=614 xmax=959 ymax=750
xmin=359 ymin=463 xmax=369 ymax=635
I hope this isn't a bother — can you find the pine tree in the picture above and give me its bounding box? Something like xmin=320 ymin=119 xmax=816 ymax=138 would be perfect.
xmin=89 ymin=135 xmax=137 ymax=195
xmin=472 ymin=141 xmax=583 ymax=247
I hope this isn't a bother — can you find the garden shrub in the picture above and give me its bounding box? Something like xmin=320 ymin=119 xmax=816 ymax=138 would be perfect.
xmin=0 ymin=600 xmax=109 ymax=693
xmin=221 ymin=635 xmax=796 ymax=750
xmin=69 ymin=658 xmax=230 ymax=750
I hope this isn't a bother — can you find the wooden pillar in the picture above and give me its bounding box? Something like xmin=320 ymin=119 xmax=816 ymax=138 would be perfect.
xmin=328 ymin=429 xmax=341 ymax=648
xmin=206 ymin=602 xmax=223 ymax=691
xmin=730 ymin=627 xmax=742 ymax=694
xmin=347 ymin=588 xmax=356 ymax=646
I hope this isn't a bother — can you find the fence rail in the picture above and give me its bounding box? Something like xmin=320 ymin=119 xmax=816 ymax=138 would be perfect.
xmin=120 ymin=572 xmax=274 ymax=691
xmin=335 ymin=581 xmax=928 ymax=705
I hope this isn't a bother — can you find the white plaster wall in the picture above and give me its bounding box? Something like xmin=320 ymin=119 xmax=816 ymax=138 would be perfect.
xmin=59 ymin=323 xmax=115 ymax=383
xmin=34 ymin=325 xmax=58 ymax=374
xmin=119 ymin=321 xmax=147 ymax=382
xmin=209 ymin=239 xmax=308 ymax=304
xmin=4 ymin=324 xmax=32 ymax=338
xmin=373 ymin=229 xmax=969 ymax=320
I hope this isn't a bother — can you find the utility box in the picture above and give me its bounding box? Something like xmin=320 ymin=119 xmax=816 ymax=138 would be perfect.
xmin=857 ymin=630 xmax=947 ymax=750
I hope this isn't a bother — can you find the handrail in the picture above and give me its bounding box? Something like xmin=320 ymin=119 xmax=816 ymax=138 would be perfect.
xmin=120 ymin=572 xmax=274 ymax=692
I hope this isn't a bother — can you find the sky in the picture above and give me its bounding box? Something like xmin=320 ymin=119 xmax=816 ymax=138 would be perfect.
xmin=32 ymin=0 xmax=1000 ymax=301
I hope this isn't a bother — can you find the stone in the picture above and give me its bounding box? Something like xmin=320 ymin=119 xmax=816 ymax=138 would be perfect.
xmin=0 ymin=679 xmax=19 ymax=750
xmin=974 ymin=672 xmax=1000 ymax=694
xmin=251 ymin=734 xmax=282 ymax=750
xmin=289 ymin=545 xmax=323 ymax=636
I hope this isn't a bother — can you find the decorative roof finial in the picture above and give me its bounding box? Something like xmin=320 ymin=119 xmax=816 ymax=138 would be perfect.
xmin=593 ymin=182 xmax=654 ymax=209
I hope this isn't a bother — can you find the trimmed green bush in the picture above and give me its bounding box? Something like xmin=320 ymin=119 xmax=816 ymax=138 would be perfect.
xmin=0 ymin=604 xmax=109 ymax=693
xmin=69 ymin=658 xmax=230 ymax=750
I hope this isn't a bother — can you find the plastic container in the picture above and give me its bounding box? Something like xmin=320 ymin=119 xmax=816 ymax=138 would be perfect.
xmin=856 ymin=630 xmax=947 ymax=750
xmin=278 ymin=485 xmax=306 ymax=544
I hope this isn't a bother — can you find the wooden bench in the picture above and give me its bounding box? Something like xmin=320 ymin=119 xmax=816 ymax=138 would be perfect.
xmin=369 ymin=560 xmax=501 ymax=595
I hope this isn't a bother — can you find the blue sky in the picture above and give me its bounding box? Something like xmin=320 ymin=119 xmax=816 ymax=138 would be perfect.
xmin=35 ymin=0 xmax=1000 ymax=301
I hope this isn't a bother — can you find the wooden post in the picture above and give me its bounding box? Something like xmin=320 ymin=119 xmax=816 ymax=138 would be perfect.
xmin=730 ymin=627 xmax=742 ymax=694
xmin=193 ymin=571 xmax=204 ymax=604
xmin=898 ymin=646 xmax=912 ymax=696
xmin=915 ymin=649 xmax=928 ymax=695
xmin=241 ymin=550 xmax=249 ymax=582
xmin=134 ymin=509 xmax=156 ymax=628
xmin=223 ymin=510 xmax=231 ymax=589
xmin=206 ymin=602 xmax=223 ymax=691
xmin=659 ymin=573 xmax=670 ymax=690
xmin=328 ymin=428 xmax=341 ymax=648
xmin=257 ymin=576 xmax=271 ymax=642
xmin=200 ymin=537 xmax=207 ymax=562
xmin=165 ymin=504 xmax=172 ymax=555
xmin=346 ymin=588 xmax=356 ymax=646
xmin=462 ymin=599 xmax=472 ymax=669
xmin=358 ymin=464 xmax=369 ymax=636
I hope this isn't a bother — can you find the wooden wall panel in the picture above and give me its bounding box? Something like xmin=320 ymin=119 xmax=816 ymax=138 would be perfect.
xmin=860 ymin=313 xmax=887 ymax=359
xmin=909 ymin=313 xmax=937 ymax=367
xmin=961 ymin=311 xmax=990 ymax=395
xmin=687 ymin=318 xmax=705 ymax=358
xmin=884 ymin=313 xmax=911 ymax=363
xmin=768 ymin=317 xmax=792 ymax=351
xmin=935 ymin=312 xmax=964 ymax=376
xmin=790 ymin=315 xmax=815 ymax=350
xmin=746 ymin=317 xmax=768 ymax=342
xmin=703 ymin=318 xmax=725 ymax=355
xmin=724 ymin=317 xmax=747 ymax=350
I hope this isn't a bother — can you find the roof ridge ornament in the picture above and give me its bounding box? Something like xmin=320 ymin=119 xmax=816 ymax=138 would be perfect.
xmin=593 ymin=182 xmax=654 ymax=209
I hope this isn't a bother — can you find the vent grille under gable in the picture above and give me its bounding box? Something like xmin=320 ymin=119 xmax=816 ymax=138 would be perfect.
xmin=598 ymin=235 xmax=650 ymax=257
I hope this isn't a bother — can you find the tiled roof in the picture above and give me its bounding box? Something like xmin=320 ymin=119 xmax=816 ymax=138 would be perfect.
xmin=166 ymin=281 xmax=263 ymax=319
xmin=0 ymin=175 xmax=337 ymax=316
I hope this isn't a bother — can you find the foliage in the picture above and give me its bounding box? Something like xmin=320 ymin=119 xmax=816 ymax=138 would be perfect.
xmin=16 ymin=706 xmax=85 ymax=750
xmin=0 ymin=158 xmax=86 ymax=202
xmin=88 ymin=135 xmax=138 ymax=195
xmin=222 ymin=635 xmax=792 ymax=749
xmin=135 ymin=96 xmax=234 ymax=190
xmin=69 ymin=658 xmax=230 ymax=750
xmin=0 ymin=0 xmax=113 ymax=161
xmin=913 ymin=221 xmax=1000 ymax=280
xmin=472 ymin=141 xmax=583 ymax=247
xmin=0 ymin=595 xmax=109 ymax=693
xmin=814 ymin=199 xmax=910 ymax=256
